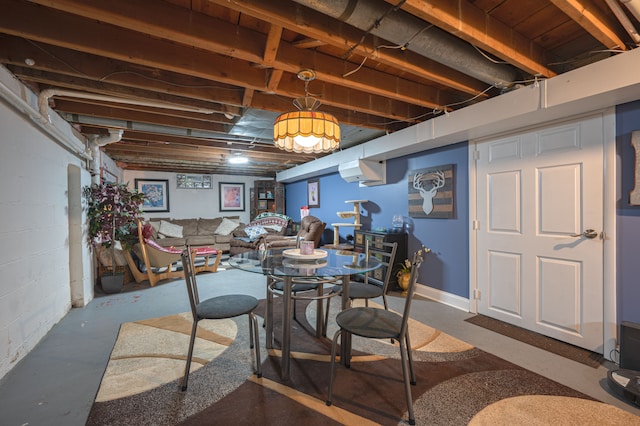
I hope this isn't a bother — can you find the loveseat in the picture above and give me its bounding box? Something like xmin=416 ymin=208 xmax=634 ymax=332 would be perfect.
xmin=146 ymin=216 xmax=241 ymax=252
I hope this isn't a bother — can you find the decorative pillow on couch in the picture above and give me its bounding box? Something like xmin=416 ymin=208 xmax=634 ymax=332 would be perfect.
xmin=244 ymin=225 xmax=268 ymax=240
xmin=215 ymin=217 xmax=240 ymax=235
xmin=158 ymin=220 xmax=183 ymax=238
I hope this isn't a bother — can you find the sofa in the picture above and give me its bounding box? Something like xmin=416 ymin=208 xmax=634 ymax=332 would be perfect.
xmin=146 ymin=216 xmax=241 ymax=252
xmin=229 ymin=213 xmax=292 ymax=255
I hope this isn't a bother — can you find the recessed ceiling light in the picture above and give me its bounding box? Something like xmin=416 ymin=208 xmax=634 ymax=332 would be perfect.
xmin=228 ymin=153 xmax=248 ymax=164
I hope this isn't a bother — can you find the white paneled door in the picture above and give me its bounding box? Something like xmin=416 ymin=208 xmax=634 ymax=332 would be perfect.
xmin=476 ymin=115 xmax=604 ymax=352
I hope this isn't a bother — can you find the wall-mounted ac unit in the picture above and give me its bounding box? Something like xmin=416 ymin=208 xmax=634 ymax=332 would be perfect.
xmin=338 ymin=159 xmax=386 ymax=186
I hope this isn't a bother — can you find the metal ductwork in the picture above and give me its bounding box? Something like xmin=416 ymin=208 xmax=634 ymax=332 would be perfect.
xmin=292 ymin=0 xmax=519 ymax=87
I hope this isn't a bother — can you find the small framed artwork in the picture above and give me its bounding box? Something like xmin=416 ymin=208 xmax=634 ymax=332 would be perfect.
xmin=307 ymin=179 xmax=320 ymax=208
xmin=176 ymin=174 xmax=212 ymax=189
xmin=258 ymin=200 xmax=268 ymax=210
xmin=101 ymin=168 xmax=118 ymax=184
xmin=135 ymin=178 xmax=170 ymax=212
xmin=219 ymin=182 xmax=245 ymax=211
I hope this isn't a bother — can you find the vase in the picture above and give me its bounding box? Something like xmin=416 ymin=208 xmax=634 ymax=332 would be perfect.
xmin=101 ymin=271 xmax=124 ymax=294
xmin=397 ymin=272 xmax=410 ymax=295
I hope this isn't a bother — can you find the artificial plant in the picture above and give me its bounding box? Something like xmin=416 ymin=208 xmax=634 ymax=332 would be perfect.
xmin=83 ymin=182 xmax=146 ymax=273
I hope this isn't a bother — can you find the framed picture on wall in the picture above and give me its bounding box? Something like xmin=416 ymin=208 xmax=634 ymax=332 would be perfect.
xmin=219 ymin=182 xmax=245 ymax=211
xmin=307 ymin=179 xmax=320 ymax=208
xmin=135 ymin=178 xmax=170 ymax=212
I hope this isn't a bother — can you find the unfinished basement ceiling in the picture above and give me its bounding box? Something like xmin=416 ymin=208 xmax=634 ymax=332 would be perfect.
xmin=0 ymin=0 xmax=638 ymax=177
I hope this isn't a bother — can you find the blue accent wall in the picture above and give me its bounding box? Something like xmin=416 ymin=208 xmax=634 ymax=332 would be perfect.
xmin=616 ymin=100 xmax=640 ymax=324
xmin=285 ymin=142 xmax=469 ymax=299
xmin=285 ymin=108 xmax=640 ymax=327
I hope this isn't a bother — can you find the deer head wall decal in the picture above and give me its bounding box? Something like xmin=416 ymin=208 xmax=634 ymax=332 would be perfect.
xmin=413 ymin=170 xmax=446 ymax=215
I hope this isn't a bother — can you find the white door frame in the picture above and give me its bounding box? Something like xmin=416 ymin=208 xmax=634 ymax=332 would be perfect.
xmin=468 ymin=108 xmax=617 ymax=361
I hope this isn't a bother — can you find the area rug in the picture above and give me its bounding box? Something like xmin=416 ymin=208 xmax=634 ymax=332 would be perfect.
xmin=465 ymin=314 xmax=604 ymax=368
xmin=86 ymin=298 xmax=639 ymax=425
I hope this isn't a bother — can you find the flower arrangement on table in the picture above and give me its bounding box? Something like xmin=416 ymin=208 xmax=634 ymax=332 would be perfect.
xmin=396 ymin=258 xmax=413 ymax=277
xmin=394 ymin=247 xmax=427 ymax=293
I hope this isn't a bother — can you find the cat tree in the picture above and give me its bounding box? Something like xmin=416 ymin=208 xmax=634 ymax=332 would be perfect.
xmin=331 ymin=199 xmax=367 ymax=246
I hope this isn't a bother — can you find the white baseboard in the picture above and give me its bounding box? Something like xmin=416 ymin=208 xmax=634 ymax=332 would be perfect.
xmin=414 ymin=283 xmax=470 ymax=312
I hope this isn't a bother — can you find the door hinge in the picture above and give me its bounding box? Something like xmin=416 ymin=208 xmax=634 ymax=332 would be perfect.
xmin=473 ymin=150 xmax=480 ymax=161
xmin=473 ymin=289 xmax=481 ymax=300
xmin=473 ymin=220 xmax=480 ymax=230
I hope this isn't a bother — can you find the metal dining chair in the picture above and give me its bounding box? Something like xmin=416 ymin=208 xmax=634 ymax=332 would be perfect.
xmin=326 ymin=246 xmax=429 ymax=426
xmin=323 ymin=240 xmax=398 ymax=331
xmin=180 ymin=248 xmax=262 ymax=391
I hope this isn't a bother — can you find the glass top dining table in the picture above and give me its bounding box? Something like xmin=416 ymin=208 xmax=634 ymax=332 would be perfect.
xmin=229 ymin=247 xmax=382 ymax=380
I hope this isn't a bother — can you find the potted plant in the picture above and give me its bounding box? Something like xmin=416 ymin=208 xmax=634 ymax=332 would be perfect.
xmin=395 ymin=258 xmax=413 ymax=294
xmin=394 ymin=247 xmax=425 ymax=295
xmin=83 ymin=182 xmax=146 ymax=293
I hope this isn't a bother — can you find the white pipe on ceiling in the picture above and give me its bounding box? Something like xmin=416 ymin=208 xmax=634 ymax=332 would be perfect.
xmin=0 ymin=68 xmax=91 ymax=160
xmin=37 ymin=88 xmax=216 ymax=125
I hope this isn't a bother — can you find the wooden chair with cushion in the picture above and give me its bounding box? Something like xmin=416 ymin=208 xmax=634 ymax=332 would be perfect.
xmin=326 ymin=246 xmax=429 ymax=425
xmin=124 ymin=220 xmax=221 ymax=286
xmin=180 ymin=248 xmax=261 ymax=391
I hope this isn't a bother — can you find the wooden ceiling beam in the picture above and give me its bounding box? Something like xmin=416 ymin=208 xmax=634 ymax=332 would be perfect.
xmin=548 ymin=0 xmax=628 ymax=49
xmin=4 ymin=70 xmax=242 ymax=118
xmin=13 ymin=61 xmax=395 ymax=132
xmin=391 ymin=0 xmax=558 ymax=78
xmin=264 ymin=24 xmax=283 ymax=66
xmin=292 ymin=38 xmax=326 ymax=49
xmin=118 ymin=135 xmax=317 ymax=162
xmin=0 ymin=34 xmax=243 ymax=108
xmin=0 ymin=7 xmax=423 ymax=123
xmin=115 ymin=160 xmax=276 ymax=176
xmin=6 ymin=57 xmax=398 ymax=130
xmin=206 ymin=0 xmax=489 ymax=96
xmin=105 ymin=145 xmax=294 ymax=169
xmin=16 ymin=0 xmax=457 ymax=111
xmin=52 ymin=98 xmax=233 ymax=124
xmin=52 ymin=100 xmax=229 ymax=133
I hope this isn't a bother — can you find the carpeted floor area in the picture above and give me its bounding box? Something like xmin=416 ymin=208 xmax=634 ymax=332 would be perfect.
xmin=86 ymin=297 xmax=640 ymax=426
xmin=465 ymin=314 xmax=604 ymax=368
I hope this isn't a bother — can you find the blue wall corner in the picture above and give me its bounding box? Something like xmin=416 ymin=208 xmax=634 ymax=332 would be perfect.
xmin=285 ymin=141 xmax=470 ymax=299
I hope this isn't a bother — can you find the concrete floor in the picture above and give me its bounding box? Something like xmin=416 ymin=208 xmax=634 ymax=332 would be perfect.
xmin=1 ymin=267 xmax=639 ymax=425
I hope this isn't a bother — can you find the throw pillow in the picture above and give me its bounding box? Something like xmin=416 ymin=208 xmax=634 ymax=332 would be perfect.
xmin=158 ymin=220 xmax=183 ymax=238
xmin=215 ymin=217 xmax=239 ymax=235
xmin=244 ymin=224 xmax=268 ymax=240
xmin=149 ymin=221 xmax=161 ymax=239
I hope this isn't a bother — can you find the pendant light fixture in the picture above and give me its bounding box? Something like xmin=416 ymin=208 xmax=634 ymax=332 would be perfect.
xmin=274 ymin=69 xmax=340 ymax=153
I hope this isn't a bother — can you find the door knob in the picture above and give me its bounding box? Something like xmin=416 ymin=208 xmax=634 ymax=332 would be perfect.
xmin=570 ymin=229 xmax=599 ymax=239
